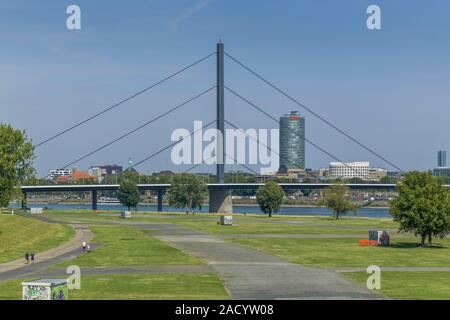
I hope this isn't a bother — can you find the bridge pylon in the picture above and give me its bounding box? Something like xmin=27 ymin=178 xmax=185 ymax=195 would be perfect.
xmin=210 ymin=42 xmax=233 ymax=213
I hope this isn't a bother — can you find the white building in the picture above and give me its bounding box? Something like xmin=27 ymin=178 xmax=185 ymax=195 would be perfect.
xmin=49 ymin=169 xmax=72 ymax=180
xmin=328 ymin=162 xmax=370 ymax=180
xmin=368 ymin=167 xmax=388 ymax=181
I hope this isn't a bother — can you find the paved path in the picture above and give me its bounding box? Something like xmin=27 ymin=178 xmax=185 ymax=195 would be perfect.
xmin=0 ymin=223 xmax=94 ymax=279
xmin=335 ymin=267 xmax=450 ymax=273
xmin=220 ymin=234 xmax=368 ymax=239
xmin=132 ymin=223 xmax=382 ymax=300
xmin=24 ymin=265 xmax=214 ymax=278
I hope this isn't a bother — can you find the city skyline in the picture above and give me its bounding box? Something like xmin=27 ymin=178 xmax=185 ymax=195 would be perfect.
xmin=2 ymin=1 xmax=450 ymax=176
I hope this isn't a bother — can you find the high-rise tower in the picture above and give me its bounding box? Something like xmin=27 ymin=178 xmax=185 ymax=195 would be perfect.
xmin=279 ymin=111 xmax=305 ymax=171
xmin=438 ymin=150 xmax=447 ymax=168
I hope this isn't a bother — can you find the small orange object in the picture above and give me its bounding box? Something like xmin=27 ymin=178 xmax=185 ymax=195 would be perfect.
xmin=359 ymin=240 xmax=369 ymax=246
xmin=359 ymin=239 xmax=379 ymax=246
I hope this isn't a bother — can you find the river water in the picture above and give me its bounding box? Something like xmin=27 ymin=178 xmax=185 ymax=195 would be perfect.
xmin=13 ymin=203 xmax=392 ymax=218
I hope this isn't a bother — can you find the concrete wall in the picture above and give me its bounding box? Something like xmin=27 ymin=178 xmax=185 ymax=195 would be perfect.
xmin=209 ymin=189 xmax=233 ymax=213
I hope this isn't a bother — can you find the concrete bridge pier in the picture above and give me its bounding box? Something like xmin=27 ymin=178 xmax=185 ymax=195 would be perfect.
xmin=92 ymin=190 xmax=98 ymax=211
xmin=157 ymin=189 xmax=164 ymax=212
xmin=209 ymin=188 xmax=233 ymax=214
xmin=21 ymin=192 xmax=27 ymax=210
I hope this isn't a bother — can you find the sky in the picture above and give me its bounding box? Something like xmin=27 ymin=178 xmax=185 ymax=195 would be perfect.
xmin=1 ymin=0 xmax=450 ymax=176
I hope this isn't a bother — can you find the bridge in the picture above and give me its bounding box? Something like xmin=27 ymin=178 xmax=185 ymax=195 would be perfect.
xmin=26 ymin=42 xmax=408 ymax=214
xmin=20 ymin=183 xmax=402 ymax=212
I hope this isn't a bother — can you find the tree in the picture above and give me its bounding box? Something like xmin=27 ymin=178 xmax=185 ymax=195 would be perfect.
xmin=256 ymin=181 xmax=284 ymax=217
xmin=322 ymin=184 xmax=358 ymax=220
xmin=117 ymin=179 xmax=140 ymax=211
xmin=119 ymin=170 xmax=139 ymax=184
xmin=390 ymin=171 xmax=450 ymax=246
xmin=167 ymin=173 xmax=207 ymax=213
xmin=0 ymin=124 xmax=35 ymax=208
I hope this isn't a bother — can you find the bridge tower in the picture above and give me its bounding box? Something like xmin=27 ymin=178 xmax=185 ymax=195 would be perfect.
xmin=216 ymin=41 xmax=225 ymax=183
xmin=209 ymin=41 xmax=232 ymax=213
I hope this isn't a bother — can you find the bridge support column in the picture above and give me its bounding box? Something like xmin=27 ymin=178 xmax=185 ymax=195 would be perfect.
xmin=209 ymin=188 xmax=233 ymax=214
xmin=216 ymin=41 xmax=225 ymax=183
xmin=92 ymin=190 xmax=98 ymax=211
xmin=157 ymin=189 xmax=163 ymax=212
xmin=21 ymin=192 xmax=27 ymax=210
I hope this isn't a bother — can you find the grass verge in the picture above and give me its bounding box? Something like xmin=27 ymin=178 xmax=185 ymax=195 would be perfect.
xmin=0 ymin=214 xmax=75 ymax=264
xmin=343 ymin=271 xmax=450 ymax=300
xmin=0 ymin=273 xmax=229 ymax=300
xmin=56 ymin=225 xmax=200 ymax=268
xmin=231 ymin=237 xmax=450 ymax=267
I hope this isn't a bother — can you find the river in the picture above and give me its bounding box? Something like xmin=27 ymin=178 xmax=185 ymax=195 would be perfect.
xmin=12 ymin=203 xmax=392 ymax=218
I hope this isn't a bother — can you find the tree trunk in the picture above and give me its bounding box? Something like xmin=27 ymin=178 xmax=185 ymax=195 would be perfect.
xmin=421 ymin=234 xmax=426 ymax=247
xmin=269 ymin=212 xmax=272 ymax=218
xmin=336 ymin=212 xmax=340 ymax=220
xmin=428 ymin=233 xmax=433 ymax=246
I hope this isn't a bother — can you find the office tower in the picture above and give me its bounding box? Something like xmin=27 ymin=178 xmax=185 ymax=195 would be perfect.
xmin=438 ymin=150 xmax=447 ymax=168
xmin=279 ymin=111 xmax=305 ymax=171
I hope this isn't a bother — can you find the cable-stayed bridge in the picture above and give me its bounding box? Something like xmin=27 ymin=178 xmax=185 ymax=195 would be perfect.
xmin=20 ymin=183 xmax=405 ymax=211
xmin=22 ymin=42 xmax=406 ymax=212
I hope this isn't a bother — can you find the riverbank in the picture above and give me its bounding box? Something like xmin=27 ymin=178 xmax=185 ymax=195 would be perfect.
xmin=12 ymin=203 xmax=392 ymax=218
xmin=23 ymin=201 xmax=389 ymax=210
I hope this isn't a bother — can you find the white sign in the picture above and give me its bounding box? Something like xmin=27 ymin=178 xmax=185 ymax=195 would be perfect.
xmin=23 ymin=285 xmax=50 ymax=300
xmin=121 ymin=211 xmax=132 ymax=219
xmin=220 ymin=215 xmax=233 ymax=226
xmin=30 ymin=208 xmax=43 ymax=214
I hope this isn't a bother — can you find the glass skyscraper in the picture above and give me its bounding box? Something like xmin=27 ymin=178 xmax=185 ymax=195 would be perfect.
xmin=279 ymin=111 xmax=305 ymax=170
xmin=438 ymin=150 xmax=447 ymax=168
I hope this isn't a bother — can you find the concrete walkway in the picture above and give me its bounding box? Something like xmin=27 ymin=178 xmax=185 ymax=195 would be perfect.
xmin=220 ymin=234 xmax=368 ymax=239
xmin=23 ymin=265 xmax=214 ymax=279
xmin=133 ymin=222 xmax=382 ymax=300
xmin=335 ymin=267 xmax=450 ymax=273
xmin=0 ymin=224 xmax=93 ymax=277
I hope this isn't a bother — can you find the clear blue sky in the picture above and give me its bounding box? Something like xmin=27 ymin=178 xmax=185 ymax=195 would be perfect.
xmin=1 ymin=0 xmax=450 ymax=176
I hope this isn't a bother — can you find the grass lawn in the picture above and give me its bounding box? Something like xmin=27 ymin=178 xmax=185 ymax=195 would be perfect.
xmin=41 ymin=211 xmax=400 ymax=235
xmin=0 ymin=214 xmax=75 ymax=263
xmin=166 ymin=218 xmax=395 ymax=235
xmin=0 ymin=273 xmax=229 ymax=300
xmin=232 ymin=237 xmax=450 ymax=268
xmin=344 ymin=271 xmax=450 ymax=300
xmin=57 ymin=225 xmax=200 ymax=268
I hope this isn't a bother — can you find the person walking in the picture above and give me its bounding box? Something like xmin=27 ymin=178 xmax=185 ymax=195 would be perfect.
xmin=87 ymin=243 xmax=90 ymax=252
xmin=24 ymin=251 xmax=30 ymax=264
xmin=30 ymin=252 xmax=35 ymax=264
xmin=82 ymin=241 xmax=87 ymax=253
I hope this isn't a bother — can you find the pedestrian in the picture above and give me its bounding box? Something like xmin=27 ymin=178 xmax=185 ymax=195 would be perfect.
xmin=87 ymin=243 xmax=90 ymax=252
xmin=82 ymin=241 xmax=87 ymax=252
xmin=25 ymin=251 xmax=30 ymax=264
xmin=30 ymin=252 xmax=35 ymax=264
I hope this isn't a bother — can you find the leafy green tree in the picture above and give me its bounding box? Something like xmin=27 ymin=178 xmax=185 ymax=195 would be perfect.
xmin=167 ymin=173 xmax=207 ymax=213
xmin=117 ymin=179 xmax=140 ymax=211
xmin=119 ymin=170 xmax=140 ymax=184
xmin=390 ymin=171 xmax=450 ymax=246
xmin=322 ymin=184 xmax=358 ymax=220
xmin=256 ymin=181 xmax=284 ymax=217
xmin=347 ymin=177 xmax=364 ymax=184
xmin=0 ymin=124 xmax=35 ymax=208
